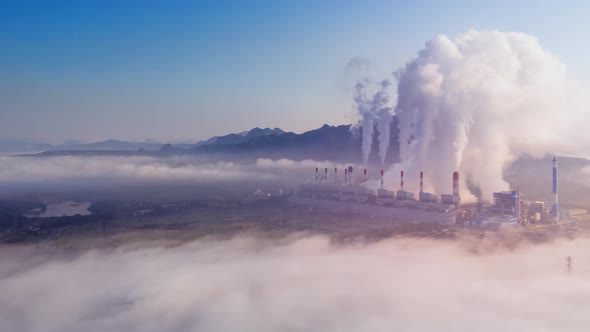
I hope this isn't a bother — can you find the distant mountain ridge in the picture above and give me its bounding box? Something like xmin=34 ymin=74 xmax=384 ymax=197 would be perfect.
xmin=0 ymin=139 xmax=164 ymax=153
xmin=193 ymin=127 xmax=286 ymax=147
xmin=58 ymin=140 xmax=164 ymax=151
xmin=0 ymin=138 xmax=54 ymax=153
xmin=190 ymin=122 xmax=399 ymax=164
xmin=23 ymin=122 xmax=401 ymax=165
xmin=1 ymin=127 xmax=286 ymax=153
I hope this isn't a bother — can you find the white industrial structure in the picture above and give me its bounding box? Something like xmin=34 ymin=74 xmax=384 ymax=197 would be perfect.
xmin=292 ymin=158 xmax=564 ymax=227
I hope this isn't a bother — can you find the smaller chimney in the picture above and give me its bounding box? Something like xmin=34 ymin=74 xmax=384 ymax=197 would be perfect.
xmin=453 ymin=172 xmax=460 ymax=196
xmin=420 ymin=171 xmax=424 ymax=193
xmin=553 ymin=157 xmax=559 ymax=222
xmin=324 ymin=167 xmax=328 ymax=181
xmin=364 ymin=169 xmax=367 ymax=182
xmin=334 ymin=168 xmax=337 ymax=182
xmin=400 ymin=171 xmax=404 ymax=190
xmin=453 ymin=171 xmax=460 ymax=209
xmin=315 ymin=167 xmax=319 ymax=182
xmin=380 ymin=170 xmax=384 ymax=189
xmin=344 ymin=169 xmax=348 ymax=183
xmin=514 ymin=186 xmax=520 ymax=224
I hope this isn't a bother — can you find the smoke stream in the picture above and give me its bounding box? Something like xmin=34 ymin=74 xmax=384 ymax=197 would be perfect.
xmin=348 ymin=57 xmax=395 ymax=166
xmin=377 ymin=107 xmax=392 ymax=165
xmin=354 ymin=80 xmax=374 ymax=165
xmin=375 ymin=30 xmax=590 ymax=200
xmin=353 ymin=80 xmax=394 ymax=165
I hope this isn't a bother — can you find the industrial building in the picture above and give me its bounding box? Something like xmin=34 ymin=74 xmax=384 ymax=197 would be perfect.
xmin=291 ymin=167 xmax=461 ymax=225
xmin=291 ymin=157 xmax=566 ymax=228
xmin=491 ymin=191 xmax=519 ymax=216
xmin=474 ymin=157 xmax=563 ymax=226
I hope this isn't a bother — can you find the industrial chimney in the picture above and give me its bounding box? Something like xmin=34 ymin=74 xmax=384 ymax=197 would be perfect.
xmin=553 ymin=157 xmax=559 ymax=222
xmin=380 ymin=170 xmax=384 ymax=189
xmin=400 ymin=171 xmax=404 ymax=190
xmin=453 ymin=171 xmax=460 ymax=209
xmin=315 ymin=167 xmax=319 ymax=182
xmin=452 ymin=172 xmax=459 ymax=196
xmin=324 ymin=167 xmax=328 ymax=181
xmin=363 ymin=169 xmax=367 ymax=182
xmin=420 ymin=171 xmax=424 ymax=193
xmin=513 ymin=187 xmax=520 ymax=224
xmin=344 ymin=169 xmax=348 ymax=183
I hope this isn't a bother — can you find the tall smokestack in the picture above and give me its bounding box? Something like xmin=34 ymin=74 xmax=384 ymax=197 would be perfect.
xmin=315 ymin=167 xmax=319 ymax=182
xmin=344 ymin=169 xmax=348 ymax=183
xmin=420 ymin=171 xmax=424 ymax=193
xmin=553 ymin=157 xmax=559 ymax=222
xmin=364 ymin=169 xmax=367 ymax=182
xmin=380 ymin=170 xmax=384 ymax=189
xmin=324 ymin=167 xmax=328 ymax=181
xmin=514 ymin=187 xmax=520 ymax=224
xmin=334 ymin=168 xmax=337 ymax=182
xmin=452 ymin=172 xmax=459 ymax=196
xmin=453 ymin=171 xmax=460 ymax=209
xmin=349 ymin=166 xmax=354 ymax=184
xmin=400 ymin=171 xmax=404 ymax=190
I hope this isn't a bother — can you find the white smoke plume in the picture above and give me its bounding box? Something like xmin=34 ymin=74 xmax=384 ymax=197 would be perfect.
xmin=348 ymin=57 xmax=395 ymax=166
xmin=353 ymin=79 xmax=394 ymax=165
xmin=346 ymin=56 xmax=371 ymax=73
xmin=383 ymin=30 xmax=590 ymax=200
xmin=354 ymin=80 xmax=375 ymax=164
xmin=377 ymin=99 xmax=393 ymax=165
xmin=1 ymin=236 xmax=590 ymax=331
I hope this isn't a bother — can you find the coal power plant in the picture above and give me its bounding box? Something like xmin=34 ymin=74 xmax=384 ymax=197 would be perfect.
xmin=289 ymin=157 xmax=585 ymax=228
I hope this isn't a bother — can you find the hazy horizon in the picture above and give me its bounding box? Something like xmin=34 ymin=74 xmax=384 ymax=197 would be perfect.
xmin=4 ymin=2 xmax=590 ymax=332
xmin=2 ymin=1 xmax=590 ymax=143
xmin=0 ymin=123 xmax=352 ymax=146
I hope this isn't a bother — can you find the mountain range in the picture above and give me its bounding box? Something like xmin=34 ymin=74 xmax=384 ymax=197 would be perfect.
xmin=16 ymin=123 xmax=400 ymax=165
xmin=0 ymin=139 xmax=163 ymax=153
xmin=0 ymin=127 xmax=286 ymax=153
xmin=175 ymin=127 xmax=286 ymax=149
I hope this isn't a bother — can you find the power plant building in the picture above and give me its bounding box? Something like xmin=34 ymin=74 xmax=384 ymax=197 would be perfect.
xmin=492 ymin=191 xmax=519 ymax=216
xmin=291 ymin=167 xmax=460 ymax=225
xmin=396 ymin=190 xmax=415 ymax=200
xmin=418 ymin=171 xmax=439 ymax=203
xmin=419 ymin=192 xmax=439 ymax=203
xmin=292 ymin=157 xmax=563 ymax=228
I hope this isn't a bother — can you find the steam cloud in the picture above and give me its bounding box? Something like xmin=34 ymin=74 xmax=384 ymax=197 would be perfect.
xmin=1 ymin=236 xmax=590 ymax=331
xmin=348 ymin=58 xmax=395 ymax=166
xmin=0 ymin=156 xmax=347 ymax=189
xmin=361 ymin=30 xmax=590 ymax=200
xmin=353 ymin=80 xmax=394 ymax=166
xmin=377 ymin=106 xmax=393 ymax=165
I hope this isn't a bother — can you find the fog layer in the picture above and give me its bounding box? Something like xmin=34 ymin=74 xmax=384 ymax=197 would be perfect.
xmin=0 ymin=156 xmax=347 ymax=189
xmin=1 ymin=236 xmax=589 ymax=332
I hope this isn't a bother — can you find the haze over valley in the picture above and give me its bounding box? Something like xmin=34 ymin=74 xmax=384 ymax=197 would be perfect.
xmin=2 ymin=1 xmax=590 ymax=331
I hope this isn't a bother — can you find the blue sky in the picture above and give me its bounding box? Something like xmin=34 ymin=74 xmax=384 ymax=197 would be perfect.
xmin=1 ymin=0 xmax=589 ymax=143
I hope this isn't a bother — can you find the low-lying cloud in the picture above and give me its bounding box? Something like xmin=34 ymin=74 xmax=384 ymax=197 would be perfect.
xmin=0 ymin=156 xmax=348 ymax=190
xmin=1 ymin=236 xmax=589 ymax=332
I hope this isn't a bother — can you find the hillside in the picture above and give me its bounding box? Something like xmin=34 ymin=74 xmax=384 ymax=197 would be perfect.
xmin=28 ymin=122 xmax=401 ymax=165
